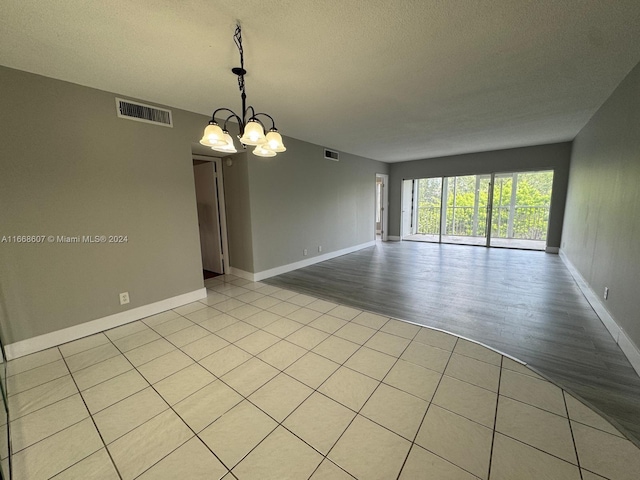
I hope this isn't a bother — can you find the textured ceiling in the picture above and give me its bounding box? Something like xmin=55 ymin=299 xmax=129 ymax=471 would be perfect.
xmin=2 ymin=1 xmax=640 ymax=162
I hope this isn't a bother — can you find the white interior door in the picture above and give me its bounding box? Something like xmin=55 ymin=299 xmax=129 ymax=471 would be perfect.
xmin=194 ymin=161 xmax=223 ymax=273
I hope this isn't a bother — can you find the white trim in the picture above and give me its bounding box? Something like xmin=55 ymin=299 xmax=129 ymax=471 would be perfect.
xmin=400 ymin=179 xmax=411 ymax=239
xmin=214 ymin=158 xmax=231 ymax=274
xmin=560 ymin=250 xmax=640 ymax=376
xmin=618 ymin=333 xmax=640 ymax=376
xmin=5 ymin=288 xmax=207 ymax=360
xmin=545 ymin=246 xmax=559 ymax=254
xmin=388 ymin=236 xmax=401 ymax=241
xmin=376 ymin=174 xmax=389 ymax=242
xmin=228 ymin=267 xmax=256 ymax=282
xmin=241 ymin=241 xmax=376 ymax=282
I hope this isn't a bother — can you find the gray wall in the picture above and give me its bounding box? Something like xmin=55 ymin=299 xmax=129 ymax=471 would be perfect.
xmin=562 ymin=61 xmax=640 ymax=350
xmin=225 ymin=137 xmax=388 ymax=274
xmin=387 ymin=142 xmax=572 ymax=247
xmin=0 ymin=67 xmax=206 ymax=343
xmin=221 ymin=152 xmax=255 ymax=273
xmin=0 ymin=65 xmax=389 ymax=345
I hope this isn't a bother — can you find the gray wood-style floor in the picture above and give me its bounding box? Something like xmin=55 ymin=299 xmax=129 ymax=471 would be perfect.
xmin=264 ymin=241 xmax=640 ymax=446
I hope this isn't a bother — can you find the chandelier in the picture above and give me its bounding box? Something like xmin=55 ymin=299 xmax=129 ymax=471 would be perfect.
xmin=200 ymin=24 xmax=286 ymax=157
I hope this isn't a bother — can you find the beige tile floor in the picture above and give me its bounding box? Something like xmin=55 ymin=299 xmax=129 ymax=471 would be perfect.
xmin=4 ymin=274 xmax=640 ymax=479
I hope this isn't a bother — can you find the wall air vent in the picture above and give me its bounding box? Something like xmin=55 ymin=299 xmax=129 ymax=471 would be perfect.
xmin=115 ymin=98 xmax=173 ymax=127
xmin=324 ymin=148 xmax=339 ymax=161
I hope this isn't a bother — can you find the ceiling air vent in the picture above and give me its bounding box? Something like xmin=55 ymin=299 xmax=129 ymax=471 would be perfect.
xmin=116 ymin=98 xmax=173 ymax=127
xmin=324 ymin=148 xmax=339 ymax=161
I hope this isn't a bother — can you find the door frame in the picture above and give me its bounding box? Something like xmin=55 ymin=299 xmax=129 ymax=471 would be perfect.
xmin=375 ymin=173 xmax=389 ymax=241
xmin=193 ymin=154 xmax=230 ymax=274
xmin=401 ymin=179 xmax=416 ymax=239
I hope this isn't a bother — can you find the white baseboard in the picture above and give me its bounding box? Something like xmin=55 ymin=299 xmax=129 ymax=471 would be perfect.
xmin=560 ymin=250 xmax=640 ymax=376
xmin=5 ymin=288 xmax=207 ymax=360
xmin=545 ymin=246 xmax=560 ymax=254
xmin=388 ymin=236 xmax=401 ymax=241
xmin=246 ymin=241 xmax=376 ymax=282
xmin=228 ymin=267 xmax=256 ymax=282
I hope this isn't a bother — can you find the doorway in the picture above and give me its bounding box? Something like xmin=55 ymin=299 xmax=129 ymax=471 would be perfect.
xmin=402 ymin=170 xmax=553 ymax=251
xmin=375 ymin=174 xmax=389 ymax=241
xmin=193 ymin=156 xmax=229 ymax=277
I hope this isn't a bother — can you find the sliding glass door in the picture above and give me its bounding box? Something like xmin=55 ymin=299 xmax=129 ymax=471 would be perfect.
xmin=416 ymin=177 xmax=442 ymax=242
xmin=489 ymin=171 xmax=552 ymax=250
xmin=404 ymin=170 xmax=553 ymax=251
xmin=441 ymin=175 xmax=491 ymax=246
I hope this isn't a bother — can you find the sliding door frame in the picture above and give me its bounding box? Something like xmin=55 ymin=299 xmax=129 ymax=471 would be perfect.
xmin=485 ymin=173 xmax=495 ymax=247
xmin=408 ymin=168 xmax=552 ymax=250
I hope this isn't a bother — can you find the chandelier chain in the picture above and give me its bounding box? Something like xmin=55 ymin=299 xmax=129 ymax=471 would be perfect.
xmin=234 ymin=25 xmax=245 ymax=96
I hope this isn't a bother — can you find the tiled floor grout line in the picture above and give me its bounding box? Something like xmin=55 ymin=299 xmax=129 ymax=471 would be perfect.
xmin=5 ymin=377 xmax=77 ymax=421
xmin=130 ymin=429 xmax=214 ymax=479
xmin=486 ymin=354 xmax=504 ymax=480
xmin=220 ymin=278 xmax=632 ymax=475
xmin=275 ymin=361 xmax=368 ymax=476
xmin=318 ymin=323 xmax=421 ymax=477
xmin=56 ymin=347 xmax=124 ymax=480
xmin=80 ymin=376 xmax=145 ymax=417
xmin=102 ymin=333 xmax=235 ymax=479
xmin=498 ymin=391 xmax=575 ymax=419
xmin=215 ymin=423 xmax=278 ymax=473
xmin=8 ymin=276 xmax=635 ymax=479
xmin=109 ymin=284 xmax=324 ymax=477
xmin=6 ymin=306 xmax=463 ymax=408
xmin=393 ymin=336 xmax=484 ymax=480
xmin=175 ymin=312 xmax=348 ymax=476
xmin=9 ymin=414 xmax=87 ymax=457
xmin=14 ymin=288 xmax=503 ymax=469
xmin=5 ymin=366 xmax=69 ymax=399
xmin=562 ymin=390 xmax=582 ymax=480
xmin=205 ymin=301 xmax=406 ymax=477
xmin=495 ymin=429 xmax=588 ymax=470
xmin=7 ymin=278 xmax=379 ymax=477
xmin=11 ymin=415 xmax=103 ymax=477
xmin=570 ymin=419 xmax=624 ymax=441
xmin=264 ymin=257 xmax=640 ymax=448
xmin=5 ymin=357 xmax=61 ymax=380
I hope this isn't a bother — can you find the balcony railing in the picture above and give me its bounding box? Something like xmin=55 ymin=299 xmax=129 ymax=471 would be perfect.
xmin=417 ymin=205 xmax=549 ymax=240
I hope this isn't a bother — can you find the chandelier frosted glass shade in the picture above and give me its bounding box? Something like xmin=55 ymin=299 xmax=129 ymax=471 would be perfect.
xmin=211 ymin=131 xmax=238 ymax=153
xmin=199 ymin=122 xmax=227 ymax=147
xmin=239 ymin=120 xmax=267 ymax=146
xmin=265 ymin=130 xmax=286 ymax=152
xmin=253 ymin=144 xmax=276 ymax=157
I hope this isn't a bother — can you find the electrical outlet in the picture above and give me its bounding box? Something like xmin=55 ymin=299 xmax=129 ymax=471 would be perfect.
xmin=604 ymin=287 xmax=609 ymax=300
xmin=318 ymin=246 xmax=322 ymax=253
xmin=119 ymin=292 xmax=130 ymax=305
xmin=303 ymin=249 xmax=308 ymax=256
